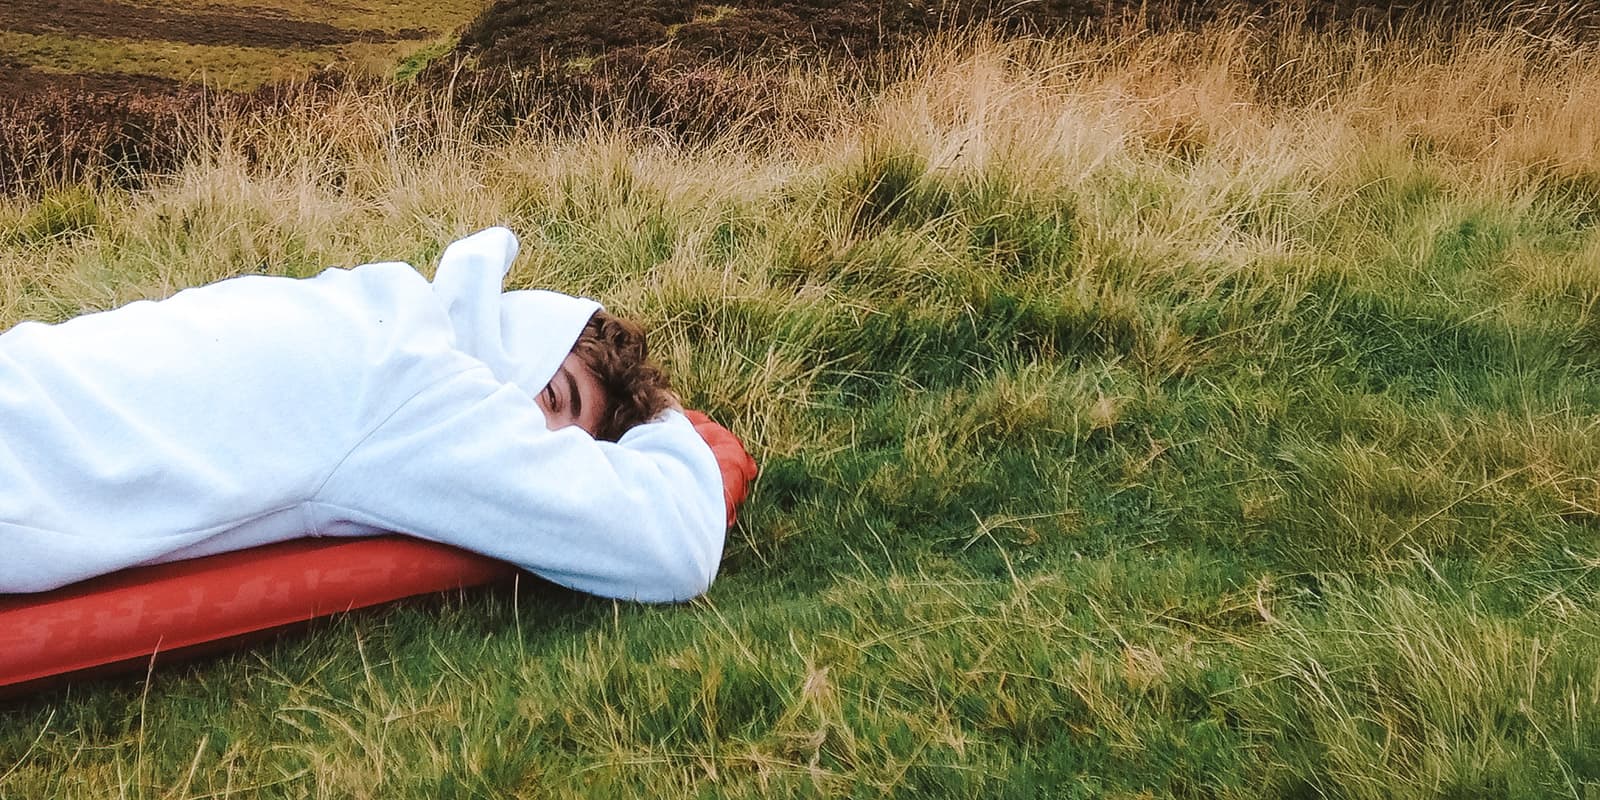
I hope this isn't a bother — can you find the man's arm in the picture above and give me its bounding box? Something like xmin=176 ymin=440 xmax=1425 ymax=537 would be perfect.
xmin=315 ymin=373 xmax=727 ymax=603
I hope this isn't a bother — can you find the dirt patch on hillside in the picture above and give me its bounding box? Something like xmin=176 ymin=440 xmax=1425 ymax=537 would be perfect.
xmin=0 ymin=0 xmax=427 ymax=49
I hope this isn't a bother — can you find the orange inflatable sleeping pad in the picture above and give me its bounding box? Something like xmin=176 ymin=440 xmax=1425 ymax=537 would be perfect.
xmin=0 ymin=536 xmax=515 ymax=694
xmin=0 ymin=411 xmax=757 ymax=695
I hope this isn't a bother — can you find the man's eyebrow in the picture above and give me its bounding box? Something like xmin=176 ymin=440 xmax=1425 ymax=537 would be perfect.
xmin=565 ymin=369 xmax=582 ymax=418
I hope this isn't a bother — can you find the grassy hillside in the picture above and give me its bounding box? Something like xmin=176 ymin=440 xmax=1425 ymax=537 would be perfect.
xmin=0 ymin=0 xmax=481 ymax=196
xmin=3 ymin=12 xmax=1600 ymax=798
xmin=0 ymin=0 xmax=480 ymax=93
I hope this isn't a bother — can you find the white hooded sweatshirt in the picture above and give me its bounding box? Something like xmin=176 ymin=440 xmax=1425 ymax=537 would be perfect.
xmin=0 ymin=228 xmax=726 ymax=603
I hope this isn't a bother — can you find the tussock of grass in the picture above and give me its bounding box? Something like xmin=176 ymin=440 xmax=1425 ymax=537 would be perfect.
xmin=4 ymin=13 xmax=1600 ymax=798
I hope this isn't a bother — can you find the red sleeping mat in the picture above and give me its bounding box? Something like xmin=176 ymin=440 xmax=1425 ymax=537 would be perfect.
xmin=0 ymin=537 xmax=512 ymax=694
xmin=0 ymin=411 xmax=756 ymax=694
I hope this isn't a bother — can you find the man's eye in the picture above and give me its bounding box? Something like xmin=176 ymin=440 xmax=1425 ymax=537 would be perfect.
xmin=544 ymin=385 xmax=560 ymax=412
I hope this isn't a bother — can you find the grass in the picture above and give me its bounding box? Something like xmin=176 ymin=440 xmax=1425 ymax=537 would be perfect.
xmin=3 ymin=12 xmax=1600 ymax=798
xmin=0 ymin=0 xmax=484 ymax=90
xmin=143 ymin=0 xmax=487 ymax=36
xmin=0 ymin=30 xmax=341 ymax=90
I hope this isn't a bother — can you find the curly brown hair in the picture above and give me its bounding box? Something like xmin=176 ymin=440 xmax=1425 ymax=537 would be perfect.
xmin=569 ymin=310 xmax=677 ymax=442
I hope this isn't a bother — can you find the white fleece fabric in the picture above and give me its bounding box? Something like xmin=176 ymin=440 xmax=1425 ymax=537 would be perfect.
xmin=0 ymin=228 xmax=726 ymax=603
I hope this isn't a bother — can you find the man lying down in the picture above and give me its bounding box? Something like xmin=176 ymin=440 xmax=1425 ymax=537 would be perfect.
xmin=0 ymin=227 xmax=726 ymax=603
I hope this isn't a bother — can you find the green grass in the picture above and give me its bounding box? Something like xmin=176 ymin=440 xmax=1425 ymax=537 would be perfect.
xmin=3 ymin=18 xmax=1600 ymax=799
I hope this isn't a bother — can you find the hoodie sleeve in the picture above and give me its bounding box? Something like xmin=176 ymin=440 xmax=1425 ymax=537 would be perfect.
xmin=430 ymin=226 xmax=519 ymax=366
xmin=315 ymin=373 xmax=728 ymax=603
xmin=430 ymin=227 xmax=602 ymax=401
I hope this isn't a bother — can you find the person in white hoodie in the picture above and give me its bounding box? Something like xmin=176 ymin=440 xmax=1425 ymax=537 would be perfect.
xmin=0 ymin=228 xmax=727 ymax=603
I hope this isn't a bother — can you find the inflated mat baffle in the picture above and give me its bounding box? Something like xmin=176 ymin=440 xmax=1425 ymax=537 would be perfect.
xmin=0 ymin=536 xmax=514 ymax=691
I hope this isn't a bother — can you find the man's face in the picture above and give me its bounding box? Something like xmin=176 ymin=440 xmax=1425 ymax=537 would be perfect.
xmin=537 ymin=352 xmax=606 ymax=438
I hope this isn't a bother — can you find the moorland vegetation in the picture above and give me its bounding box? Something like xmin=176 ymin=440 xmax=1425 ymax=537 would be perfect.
xmin=2 ymin=1 xmax=1600 ymax=797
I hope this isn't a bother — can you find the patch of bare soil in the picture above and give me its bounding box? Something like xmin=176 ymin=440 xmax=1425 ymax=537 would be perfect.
xmin=0 ymin=0 xmax=426 ymax=49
